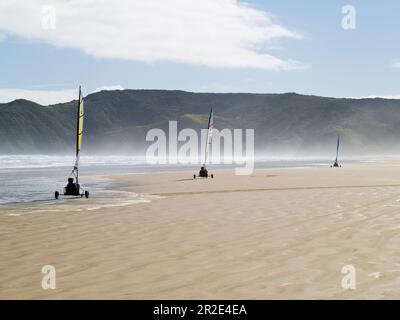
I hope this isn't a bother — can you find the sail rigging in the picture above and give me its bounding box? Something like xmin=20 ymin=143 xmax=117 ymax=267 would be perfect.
xmin=72 ymin=86 xmax=84 ymax=183
xmin=203 ymin=108 xmax=213 ymax=167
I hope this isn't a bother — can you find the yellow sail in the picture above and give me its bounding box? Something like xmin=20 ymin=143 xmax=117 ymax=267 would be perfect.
xmin=74 ymin=86 xmax=84 ymax=173
xmin=76 ymin=86 xmax=84 ymax=156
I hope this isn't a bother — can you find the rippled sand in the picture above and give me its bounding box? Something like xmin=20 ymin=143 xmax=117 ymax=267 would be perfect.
xmin=2 ymin=164 xmax=400 ymax=299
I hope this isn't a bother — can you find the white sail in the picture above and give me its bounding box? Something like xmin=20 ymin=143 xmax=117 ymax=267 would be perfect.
xmin=203 ymin=109 xmax=213 ymax=167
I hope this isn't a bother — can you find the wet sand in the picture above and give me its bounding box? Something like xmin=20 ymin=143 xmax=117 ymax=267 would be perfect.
xmin=2 ymin=164 xmax=400 ymax=299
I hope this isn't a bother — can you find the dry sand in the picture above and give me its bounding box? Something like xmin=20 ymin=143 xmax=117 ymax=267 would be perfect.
xmin=2 ymin=164 xmax=400 ymax=299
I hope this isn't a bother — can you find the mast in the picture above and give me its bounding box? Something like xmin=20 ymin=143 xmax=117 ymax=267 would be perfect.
xmin=203 ymin=108 xmax=213 ymax=167
xmin=335 ymin=135 xmax=340 ymax=163
xmin=74 ymin=86 xmax=84 ymax=184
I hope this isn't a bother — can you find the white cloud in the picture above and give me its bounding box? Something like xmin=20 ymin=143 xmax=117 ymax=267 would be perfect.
xmin=0 ymin=85 xmax=124 ymax=105
xmin=0 ymin=88 xmax=77 ymax=105
xmin=0 ymin=0 xmax=305 ymax=70
xmin=350 ymin=95 xmax=400 ymax=100
xmin=94 ymin=85 xmax=124 ymax=93
xmin=391 ymin=60 xmax=400 ymax=68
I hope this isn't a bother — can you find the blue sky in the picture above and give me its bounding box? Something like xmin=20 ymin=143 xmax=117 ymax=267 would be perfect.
xmin=1 ymin=0 xmax=400 ymax=104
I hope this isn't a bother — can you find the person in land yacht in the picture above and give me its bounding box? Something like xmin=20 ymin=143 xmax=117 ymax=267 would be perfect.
xmin=64 ymin=177 xmax=81 ymax=196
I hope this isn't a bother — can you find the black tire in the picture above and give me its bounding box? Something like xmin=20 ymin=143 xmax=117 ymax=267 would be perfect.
xmin=193 ymin=175 xmax=196 ymax=179
xmin=55 ymin=191 xmax=59 ymax=200
xmin=211 ymin=174 xmax=214 ymax=179
xmin=85 ymin=191 xmax=89 ymax=199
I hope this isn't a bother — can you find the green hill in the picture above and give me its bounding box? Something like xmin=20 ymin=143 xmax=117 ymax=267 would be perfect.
xmin=1 ymin=90 xmax=400 ymax=156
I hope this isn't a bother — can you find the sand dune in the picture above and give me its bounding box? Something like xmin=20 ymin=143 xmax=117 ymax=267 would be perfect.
xmin=2 ymin=164 xmax=400 ymax=299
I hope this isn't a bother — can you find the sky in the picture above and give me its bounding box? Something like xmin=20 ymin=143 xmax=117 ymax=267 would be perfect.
xmin=1 ymin=0 xmax=400 ymax=104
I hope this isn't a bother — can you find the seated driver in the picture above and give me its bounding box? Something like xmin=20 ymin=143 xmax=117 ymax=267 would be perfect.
xmin=199 ymin=166 xmax=208 ymax=177
xmin=65 ymin=177 xmax=79 ymax=195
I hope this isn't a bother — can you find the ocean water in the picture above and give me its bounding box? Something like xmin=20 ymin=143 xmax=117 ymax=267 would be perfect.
xmin=0 ymin=155 xmax=164 ymax=205
xmin=0 ymin=155 xmax=377 ymax=205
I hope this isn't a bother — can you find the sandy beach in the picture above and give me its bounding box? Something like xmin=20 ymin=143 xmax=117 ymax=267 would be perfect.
xmin=2 ymin=163 xmax=400 ymax=299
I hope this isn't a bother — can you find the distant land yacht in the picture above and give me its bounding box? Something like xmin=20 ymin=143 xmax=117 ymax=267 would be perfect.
xmin=194 ymin=108 xmax=214 ymax=179
xmin=55 ymin=86 xmax=89 ymax=199
xmin=331 ymin=135 xmax=342 ymax=168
